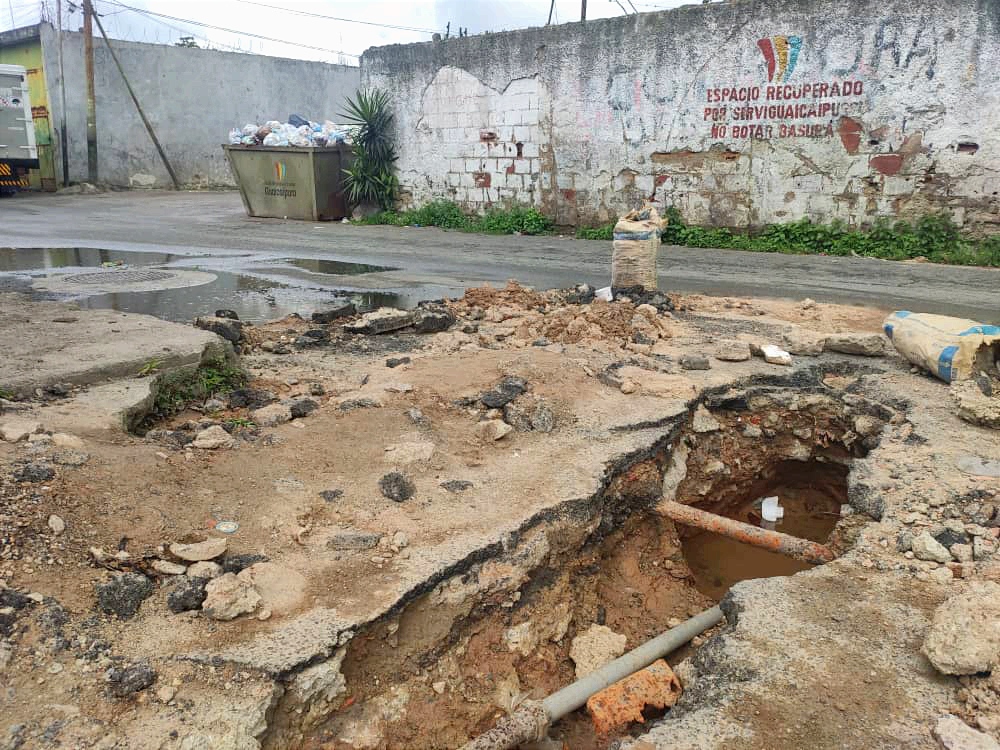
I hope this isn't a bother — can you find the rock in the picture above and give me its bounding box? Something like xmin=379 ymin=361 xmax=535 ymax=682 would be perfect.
xmin=252 ymin=403 xmax=293 ymax=427
xmin=743 ymin=425 xmax=763 ymax=438
xmin=47 ymin=514 xmax=65 ymax=535
xmin=504 ymin=622 xmax=539 ymax=657
xmin=52 ymin=449 xmax=89 ymax=467
xmin=338 ymin=398 xmax=380 ymax=412
xmin=379 ymin=472 xmax=415 ymax=502
xmin=680 ymin=355 xmax=711 ymax=371
xmin=480 ymin=377 xmax=528 ymax=409
xmin=824 ymin=332 xmax=886 ymax=356
xmin=923 ymin=582 xmax=1000 ymax=675
xmin=300 ymin=328 xmax=331 ymax=343
xmin=933 ymin=715 xmax=1000 ymax=750
xmin=107 ymin=661 xmax=156 ymax=698
xmin=412 ymin=308 xmax=455 ymax=333
xmin=320 ymin=489 xmax=343 ymax=502
xmin=170 ymin=537 xmax=227 ymax=562
xmin=441 ymin=480 xmax=474 ymax=493
xmin=221 ymin=553 xmax=268 ymax=575
xmin=569 ymin=624 xmax=628 ymax=679
xmin=912 ymin=532 xmax=953 ymax=563
xmin=530 ymin=402 xmax=556 ymax=433
xmin=949 ymin=544 xmax=972 ymax=562
xmin=192 ymin=425 xmax=235 ymax=450
xmin=761 ymin=344 xmax=793 ymax=366
xmin=432 ymin=681 xmax=446 ymax=695
xmin=384 ymin=440 xmax=435 ymax=465
xmin=327 ymin=529 xmax=382 ymax=551
xmin=974 ymin=536 xmax=996 ymax=561
xmin=345 ymin=308 xmax=414 ymax=335
xmin=311 ymin=300 xmax=356 ymax=323
xmin=0 ymin=419 xmax=42 ymax=442
xmin=782 ymin=327 xmax=826 ymax=356
xmin=157 ymin=685 xmax=178 ymax=703
xmin=237 ymin=563 xmax=307 ymax=616
xmin=186 ymin=561 xmax=223 ymax=579
xmin=204 ymin=397 xmax=226 ymax=412
xmin=214 ymin=309 xmax=239 ymax=320
xmin=167 ymin=577 xmax=209 ymax=613
xmin=152 ymin=560 xmax=187 ymax=576
xmin=202 ymin=573 xmax=261 ymax=621
xmin=289 ymin=399 xmax=319 ymax=419
xmin=475 ymin=419 xmax=513 ymax=441
xmin=952 ymin=380 xmax=1000 ymax=430
xmin=96 ymin=573 xmax=154 ymax=619
xmin=194 ymin=316 xmax=243 ymax=344
xmin=227 ymin=388 xmax=277 ymax=410
xmin=391 ymin=531 xmax=409 ymax=548
xmin=14 ymin=462 xmax=54 ymax=483
xmin=386 ymin=356 xmax=411 ymax=368
xmin=935 ymin=528 xmax=970 ymax=549
xmin=692 ymin=405 xmax=721 ymax=433
xmin=309 ymin=383 xmax=326 ymax=396
xmin=930 ymin=567 xmax=955 ymax=584
xmin=715 ymin=341 xmax=752 ymax=362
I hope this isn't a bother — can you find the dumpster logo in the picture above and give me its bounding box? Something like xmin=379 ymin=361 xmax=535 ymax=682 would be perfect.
xmin=264 ymin=160 xmax=296 ymax=198
xmin=757 ymin=35 xmax=802 ymax=82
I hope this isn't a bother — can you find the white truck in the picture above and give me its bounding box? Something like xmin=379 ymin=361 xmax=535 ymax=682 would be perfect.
xmin=0 ymin=63 xmax=39 ymax=193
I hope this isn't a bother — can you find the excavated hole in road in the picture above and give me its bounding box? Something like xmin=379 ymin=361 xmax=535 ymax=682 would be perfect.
xmin=272 ymin=382 xmax=885 ymax=750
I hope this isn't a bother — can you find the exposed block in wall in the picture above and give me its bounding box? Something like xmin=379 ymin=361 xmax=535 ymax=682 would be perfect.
xmin=521 ymin=143 xmax=540 ymax=158
xmin=514 ymin=159 xmax=532 ymax=175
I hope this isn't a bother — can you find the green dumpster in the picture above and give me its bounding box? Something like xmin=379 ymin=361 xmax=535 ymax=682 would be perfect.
xmin=223 ymin=144 xmax=353 ymax=221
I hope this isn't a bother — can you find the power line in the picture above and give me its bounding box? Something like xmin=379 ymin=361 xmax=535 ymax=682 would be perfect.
xmin=100 ymin=0 xmax=361 ymax=58
xmin=231 ymin=0 xmax=436 ymax=35
xmin=96 ymin=0 xmax=249 ymax=54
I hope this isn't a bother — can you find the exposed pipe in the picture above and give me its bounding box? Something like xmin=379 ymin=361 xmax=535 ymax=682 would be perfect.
xmin=657 ymin=500 xmax=835 ymax=565
xmin=457 ymin=605 xmax=723 ymax=750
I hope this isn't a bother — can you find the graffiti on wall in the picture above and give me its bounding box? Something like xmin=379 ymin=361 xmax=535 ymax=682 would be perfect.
xmin=704 ymin=36 xmax=866 ymax=140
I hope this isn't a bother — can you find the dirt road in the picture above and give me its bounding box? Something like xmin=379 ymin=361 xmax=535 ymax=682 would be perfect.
xmin=3 ymin=190 xmax=998 ymax=322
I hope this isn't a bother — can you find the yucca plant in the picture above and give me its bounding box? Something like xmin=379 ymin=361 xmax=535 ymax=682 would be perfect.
xmin=340 ymin=88 xmax=399 ymax=210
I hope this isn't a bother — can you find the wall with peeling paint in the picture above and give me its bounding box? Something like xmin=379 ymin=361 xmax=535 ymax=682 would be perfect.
xmin=362 ymin=0 xmax=1000 ymax=231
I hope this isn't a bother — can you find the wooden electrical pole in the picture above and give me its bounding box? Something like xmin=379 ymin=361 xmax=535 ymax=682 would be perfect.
xmin=82 ymin=0 xmax=98 ymax=183
xmin=581 ymin=0 xmax=587 ymax=21
xmin=56 ymin=0 xmax=69 ymax=186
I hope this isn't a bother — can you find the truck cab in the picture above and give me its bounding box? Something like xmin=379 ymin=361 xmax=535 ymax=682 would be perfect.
xmin=0 ymin=63 xmax=39 ymax=193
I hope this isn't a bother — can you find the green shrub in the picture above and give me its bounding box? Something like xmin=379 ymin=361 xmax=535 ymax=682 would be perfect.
xmin=576 ymin=222 xmax=615 ymax=240
xmin=354 ymin=200 xmax=552 ymax=235
xmin=341 ymin=88 xmax=399 ymax=210
xmin=149 ymin=360 xmax=247 ymax=423
xmin=475 ymin=206 xmax=552 ymax=235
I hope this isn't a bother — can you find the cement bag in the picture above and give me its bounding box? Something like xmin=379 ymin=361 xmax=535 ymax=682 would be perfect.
xmin=883 ymin=311 xmax=1000 ymax=382
xmin=612 ymin=206 xmax=663 ymax=290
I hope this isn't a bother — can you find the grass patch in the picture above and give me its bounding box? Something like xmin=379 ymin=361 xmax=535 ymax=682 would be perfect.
xmin=577 ymin=207 xmax=1000 ymax=267
xmin=355 ymin=200 xmax=553 ymax=235
xmin=576 ymin=222 xmax=615 ymax=241
xmin=147 ymin=359 xmax=247 ymax=425
xmin=0 ymin=387 xmax=13 ymax=400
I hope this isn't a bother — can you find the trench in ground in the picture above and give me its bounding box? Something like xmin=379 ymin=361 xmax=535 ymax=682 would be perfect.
xmin=265 ymin=381 xmax=887 ymax=750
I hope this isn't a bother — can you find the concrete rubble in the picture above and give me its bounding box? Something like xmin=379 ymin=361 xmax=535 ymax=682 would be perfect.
xmin=1 ymin=280 xmax=999 ymax=750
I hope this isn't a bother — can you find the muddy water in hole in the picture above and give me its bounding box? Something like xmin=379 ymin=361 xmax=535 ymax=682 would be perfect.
xmin=682 ymin=482 xmax=841 ymax=600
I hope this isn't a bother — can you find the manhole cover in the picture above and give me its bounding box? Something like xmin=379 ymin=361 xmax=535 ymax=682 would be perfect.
xmin=69 ymin=269 xmax=176 ymax=285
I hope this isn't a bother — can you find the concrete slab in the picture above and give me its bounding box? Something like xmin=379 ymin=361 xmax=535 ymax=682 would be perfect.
xmin=0 ymin=294 xmax=229 ymax=396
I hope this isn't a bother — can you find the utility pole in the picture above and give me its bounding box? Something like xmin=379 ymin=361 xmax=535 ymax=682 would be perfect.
xmin=92 ymin=10 xmax=179 ymax=189
xmin=581 ymin=0 xmax=587 ymax=21
xmin=547 ymin=0 xmax=555 ymax=24
xmin=56 ymin=0 xmax=69 ymax=186
xmin=83 ymin=0 xmax=98 ymax=183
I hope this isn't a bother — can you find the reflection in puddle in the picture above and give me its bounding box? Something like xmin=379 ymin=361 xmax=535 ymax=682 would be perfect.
xmin=1 ymin=247 xmax=447 ymax=324
xmin=282 ymin=258 xmax=399 ymax=275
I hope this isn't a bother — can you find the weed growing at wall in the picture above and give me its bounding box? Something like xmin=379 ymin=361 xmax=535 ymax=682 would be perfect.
xmin=145 ymin=359 xmax=247 ymax=428
xmin=577 ymin=208 xmax=1000 ymax=267
xmin=356 ymin=200 xmax=553 ymax=236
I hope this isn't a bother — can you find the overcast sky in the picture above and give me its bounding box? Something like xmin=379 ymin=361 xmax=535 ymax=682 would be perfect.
xmin=4 ymin=0 xmax=695 ymax=64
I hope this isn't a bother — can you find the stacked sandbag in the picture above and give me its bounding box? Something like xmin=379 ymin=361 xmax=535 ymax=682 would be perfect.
xmin=612 ymin=206 xmax=664 ymax=290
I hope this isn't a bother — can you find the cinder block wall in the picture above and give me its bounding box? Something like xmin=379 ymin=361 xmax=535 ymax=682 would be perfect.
xmin=362 ymin=0 xmax=1000 ymax=230
xmin=40 ymin=23 xmax=360 ymax=189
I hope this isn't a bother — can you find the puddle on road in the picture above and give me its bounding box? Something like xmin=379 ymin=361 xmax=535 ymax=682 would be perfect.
xmin=282 ymin=258 xmax=399 ymax=275
xmin=1 ymin=247 xmax=447 ymax=323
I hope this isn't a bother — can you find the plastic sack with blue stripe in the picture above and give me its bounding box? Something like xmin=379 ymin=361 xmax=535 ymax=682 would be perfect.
xmin=883 ymin=311 xmax=1000 ymax=383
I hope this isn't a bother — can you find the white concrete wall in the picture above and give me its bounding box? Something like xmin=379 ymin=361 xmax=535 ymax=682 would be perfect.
xmin=39 ymin=23 xmax=360 ymax=188
xmin=363 ymin=0 xmax=1000 ymax=230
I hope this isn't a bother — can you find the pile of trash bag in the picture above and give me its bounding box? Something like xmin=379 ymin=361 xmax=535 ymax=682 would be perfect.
xmin=228 ymin=114 xmax=350 ymax=148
